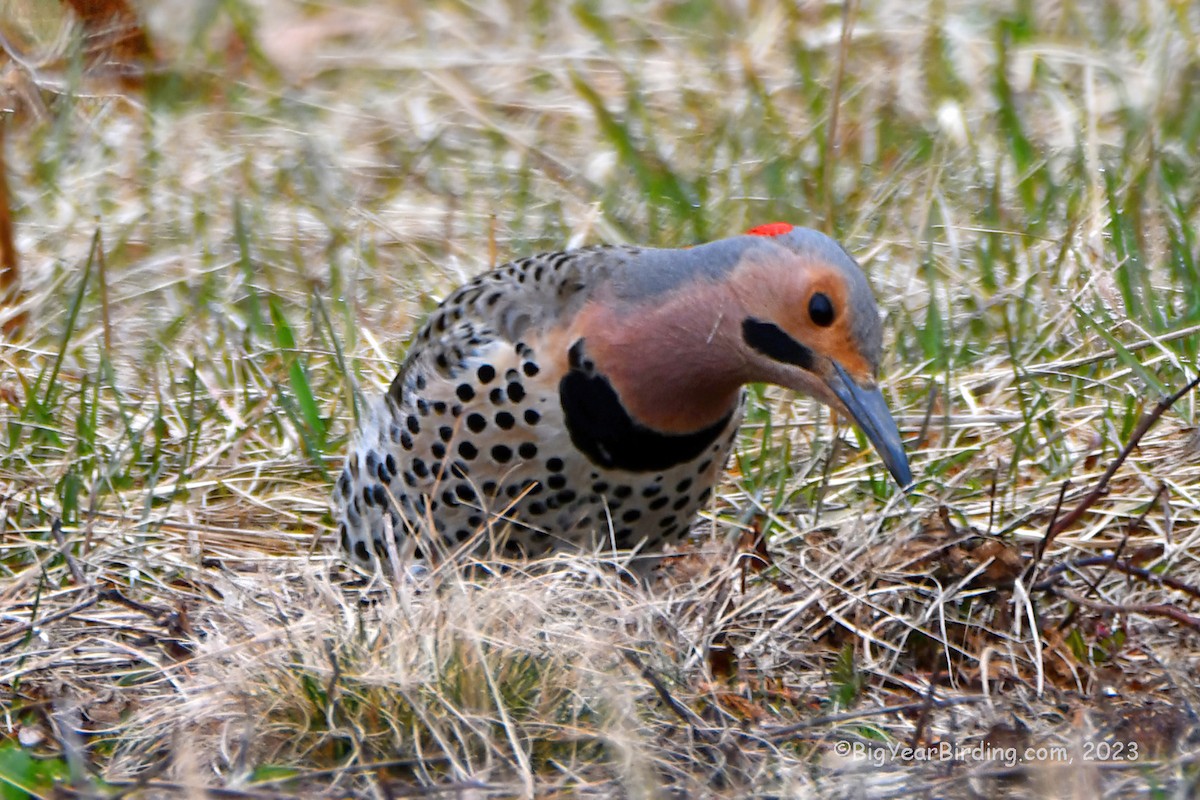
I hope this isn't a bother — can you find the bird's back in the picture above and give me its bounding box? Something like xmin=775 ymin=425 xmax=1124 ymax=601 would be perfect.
xmin=335 ymin=243 xmax=741 ymax=568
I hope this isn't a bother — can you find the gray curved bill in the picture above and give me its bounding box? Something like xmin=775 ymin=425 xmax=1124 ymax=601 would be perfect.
xmin=827 ymin=362 xmax=912 ymax=489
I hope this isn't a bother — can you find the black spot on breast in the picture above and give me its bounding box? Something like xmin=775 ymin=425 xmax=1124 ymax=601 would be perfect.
xmin=518 ymin=442 xmax=538 ymax=459
xmin=648 ymin=496 xmax=669 ymax=511
xmin=523 ymin=361 xmax=539 ymax=377
xmin=467 ymin=413 xmax=487 ymax=433
xmin=495 ymin=411 xmax=515 ymax=429
xmin=560 ymin=338 xmax=734 ymax=472
xmin=459 ymin=442 xmax=479 ymax=459
xmin=547 ymin=457 xmax=564 ymax=472
xmin=477 ymin=364 xmax=496 ymax=384
xmin=406 ymin=415 xmax=420 ymax=434
xmin=622 ymin=509 xmax=641 ymax=523
xmin=354 ymin=541 xmax=369 ymax=561
xmin=492 ymin=445 xmax=513 ymax=463
xmin=507 ymin=382 xmax=526 ymax=402
xmin=672 ymin=495 xmax=691 ymax=511
xmin=547 ymin=474 xmax=566 ymax=490
xmin=412 ymin=458 xmax=428 ymax=478
xmin=431 ymin=443 xmax=446 ymax=458
xmin=525 ymin=409 xmax=541 ymax=425
xmin=438 ymin=426 xmax=454 ymax=442
xmin=338 ymin=473 xmax=351 ymax=499
xmin=456 ymin=384 xmax=475 ymax=402
xmin=614 ymin=485 xmax=632 ymax=499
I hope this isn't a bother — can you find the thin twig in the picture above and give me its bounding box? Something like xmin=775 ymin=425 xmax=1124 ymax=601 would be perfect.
xmin=765 ymin=696 xmax=988 ymax=741
xmin=821 ymin=0 xmax=857 ymax=231
xmin=0 ymin=594 xmax=100 ymax=649
xmin=621 ymin=648 xmax=708 ymax=732
xmin=51 ymin=517 xmax=87 ymax=586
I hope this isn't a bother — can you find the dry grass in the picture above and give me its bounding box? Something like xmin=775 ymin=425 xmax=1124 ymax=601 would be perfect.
xmin=3 ymin=0 xmax=1200 ymax=797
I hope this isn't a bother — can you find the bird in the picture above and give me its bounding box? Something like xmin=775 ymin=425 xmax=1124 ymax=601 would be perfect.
xmin=334 ymin=223 xmax=911 ymax=570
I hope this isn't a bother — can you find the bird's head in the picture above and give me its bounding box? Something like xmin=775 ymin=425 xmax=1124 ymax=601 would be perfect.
xmin=569 ymin=223 xmax=912 ymax=488
xmin=726 ymin=223 xmax=912 ymax=488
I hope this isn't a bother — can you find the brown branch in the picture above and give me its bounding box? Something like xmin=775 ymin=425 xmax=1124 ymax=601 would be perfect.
xmin=1032 ymin=553 xmax=1200 ymax=602
xmin=1042 ymin=372 xmax=1200 ymax=551
xmin=0 ymin=113 xmax=23 ymax=337
xmin=61 ymin=0 xmax=154 ymax=88
xmin=1048 ymin=587 xmax=1200 ymax=632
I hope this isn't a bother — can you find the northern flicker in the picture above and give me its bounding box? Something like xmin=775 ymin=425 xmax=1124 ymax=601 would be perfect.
xmin=335 ymin=223 xmax=911 ymax=569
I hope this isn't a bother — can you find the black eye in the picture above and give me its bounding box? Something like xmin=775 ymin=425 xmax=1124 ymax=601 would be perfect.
xmin=809 ymin=293 xmax=835 ymax=327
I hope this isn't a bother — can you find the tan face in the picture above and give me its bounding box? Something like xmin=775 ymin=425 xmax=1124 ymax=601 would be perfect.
xmin=730 ymin=252 xmax=880 ymax=386
xmin=728 ymin=250 xmax=910 ymax=488
xmin=774 ymin=262 xmax=875 ymax=380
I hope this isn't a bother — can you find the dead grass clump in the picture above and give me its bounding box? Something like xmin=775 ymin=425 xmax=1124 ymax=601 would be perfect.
xmin=106 ymin=561 xmax=698 ymax=795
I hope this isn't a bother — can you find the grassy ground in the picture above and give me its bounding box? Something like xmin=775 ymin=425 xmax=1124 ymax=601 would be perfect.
xmin=2 ymin=0 xmax=1200 ymax=796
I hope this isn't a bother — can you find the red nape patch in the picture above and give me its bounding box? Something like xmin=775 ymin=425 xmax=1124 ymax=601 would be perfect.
xmin=745 ymin=222 xmax=794 ymax=237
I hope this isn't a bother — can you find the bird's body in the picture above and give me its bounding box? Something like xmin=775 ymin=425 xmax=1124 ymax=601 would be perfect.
xmin=336 ymin=225 xmax=911 ymax=569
